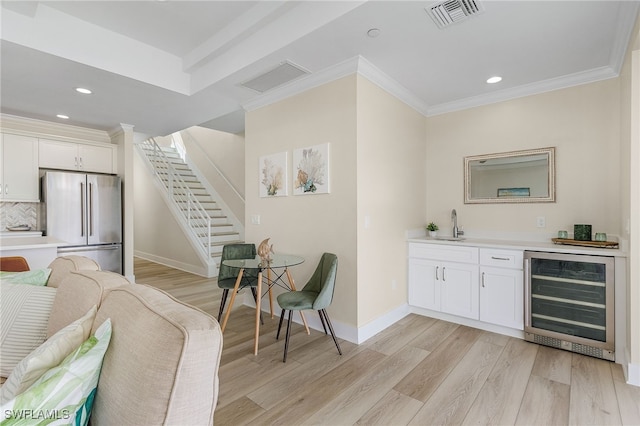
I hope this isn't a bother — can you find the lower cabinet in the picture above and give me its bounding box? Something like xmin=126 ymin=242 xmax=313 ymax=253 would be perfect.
xmin=408 ymin=242 xmax=524 ymax=331
xmin=480 ymin=265 xmax=523 ymax=329
xmin=408 ymin=244 xmax=479 ymax=320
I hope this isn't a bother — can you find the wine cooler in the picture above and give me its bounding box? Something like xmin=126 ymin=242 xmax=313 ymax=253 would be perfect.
xmin=524 ymin=251 xmax=614 ymax=361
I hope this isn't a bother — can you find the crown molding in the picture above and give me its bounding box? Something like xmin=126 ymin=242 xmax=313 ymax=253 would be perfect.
xmin=242 ymin=55 xmax=430 ymax=115
xmin=0 ymin=113 xmax=112 ymax=144
xmin=426 ymin=66 xmax=619 ymax=117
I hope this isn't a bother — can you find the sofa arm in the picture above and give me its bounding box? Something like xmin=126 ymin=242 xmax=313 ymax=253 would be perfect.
xmin=47 ymin=256 xmax=101 ymax=288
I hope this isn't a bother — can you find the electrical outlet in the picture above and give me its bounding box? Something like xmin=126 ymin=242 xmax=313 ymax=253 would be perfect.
xmin=536 ymin=216 xmax=546 ymax=228
xmin=391 ymin=279 xmax=397 ymax=290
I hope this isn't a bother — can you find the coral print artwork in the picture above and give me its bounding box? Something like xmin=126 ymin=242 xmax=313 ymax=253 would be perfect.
xmin=293 ymin=143 xmax=330 ymax=195
xmin=259 ymin=152 xmax=287 ymax=197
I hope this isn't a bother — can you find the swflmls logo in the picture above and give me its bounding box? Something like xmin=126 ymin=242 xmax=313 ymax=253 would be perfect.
xmin=4 ymin=409 xmax=71 ymax=420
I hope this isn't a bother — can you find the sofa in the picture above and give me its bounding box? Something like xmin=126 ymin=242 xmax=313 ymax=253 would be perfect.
xmin=0 ymin=256 xmax=223 ymax=425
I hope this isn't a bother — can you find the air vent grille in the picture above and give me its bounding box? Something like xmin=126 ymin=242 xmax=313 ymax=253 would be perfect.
xmin=239 ymin=61 xmax=309 ymax=93
xmin=426 ymin=0 xmax=484 ymax=29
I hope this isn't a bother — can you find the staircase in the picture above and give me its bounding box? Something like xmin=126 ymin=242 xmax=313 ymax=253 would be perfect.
xmin=135 ymin=138 xmax=243 ymax=276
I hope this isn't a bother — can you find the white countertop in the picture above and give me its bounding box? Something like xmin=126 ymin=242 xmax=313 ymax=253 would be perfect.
xmin=1 ymin=230 xmax=43 ymax=238
xmin=408 ymin=236 xmax=627 ymax=257
xmin=0 ymin=236 xmax=67 ymax=250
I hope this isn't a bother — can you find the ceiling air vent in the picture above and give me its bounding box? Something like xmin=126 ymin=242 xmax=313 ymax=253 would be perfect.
xmin=426 ymin=0 xmax=484 ymax=29
xmin=239 ymin=61 xmax=309 ymax=93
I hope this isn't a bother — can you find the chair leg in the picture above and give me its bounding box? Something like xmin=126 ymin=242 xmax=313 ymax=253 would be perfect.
xmin=318 ymin=310 xmax=328 ymax=335
xmin=283 ymin=310 xmax=293 ymax=362
xmin=250 ymin=287 xmax=264 ymax=325
xmin=320 ymin=309 xmax=342 ymax=356
xmin=217 ymin=289 xmax=229 ymax=322
xmin=276 ymin=309 xmax=286 ymax=340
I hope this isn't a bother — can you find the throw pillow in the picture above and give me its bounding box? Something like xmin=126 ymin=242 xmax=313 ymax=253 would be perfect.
xmin=0 ymin=319 xmax=112 ymax=426
xmin=0 ymin=305 xmax=97 ymax=404
xmin=0 ymin=269 xmax=52 ymax=286
xmin=0 ymin=283 xmax=57 ymax=377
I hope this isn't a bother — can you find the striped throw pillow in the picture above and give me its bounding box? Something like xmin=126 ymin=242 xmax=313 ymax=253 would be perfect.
xmin=0 ymin=283 xmax=57 ymax=377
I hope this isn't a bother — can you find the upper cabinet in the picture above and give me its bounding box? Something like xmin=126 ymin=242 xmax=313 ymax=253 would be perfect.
xmin=39 ymin=139 xmax=116 ymax=174
xmin=0 ymin=133 xmax=40 ymax=202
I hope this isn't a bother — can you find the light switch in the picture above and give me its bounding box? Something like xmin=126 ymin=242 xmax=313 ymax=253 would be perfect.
xmin=251 ymin=215 xmax=261 ymax=225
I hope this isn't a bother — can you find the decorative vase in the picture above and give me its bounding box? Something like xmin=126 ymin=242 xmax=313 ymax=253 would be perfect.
xmin=574 ymin=224 xmax=592 ymax=241
xmin=429 ymin=231 xmax=438 ymax=238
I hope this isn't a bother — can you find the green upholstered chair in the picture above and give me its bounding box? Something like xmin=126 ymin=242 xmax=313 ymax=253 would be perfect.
xmin=217 ymin=243 xmax=261 ymax=323
xmin=276 ymin=252 xmax=342 ymax=362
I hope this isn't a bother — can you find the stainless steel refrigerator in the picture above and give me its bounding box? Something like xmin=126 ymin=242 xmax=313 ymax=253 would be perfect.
xmin=42 ymin=171 xmax=122 ymax=273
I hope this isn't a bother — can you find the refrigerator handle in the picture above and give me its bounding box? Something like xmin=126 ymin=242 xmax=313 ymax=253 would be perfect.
xmin=89 ymin=182 xmax=94 ymax=236
xmin=80 ymin=182 xmax=85 ymax=236
xmin=524 ymin=257 xmax=531 ymax=328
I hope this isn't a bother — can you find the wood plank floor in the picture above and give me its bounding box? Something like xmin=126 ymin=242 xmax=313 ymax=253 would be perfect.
xmin=134 ymin=257 xmax=640 ymax=426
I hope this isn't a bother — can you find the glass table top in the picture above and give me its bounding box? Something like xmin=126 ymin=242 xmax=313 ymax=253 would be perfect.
xmin=222 ymin=253 xmax=304 ymax=269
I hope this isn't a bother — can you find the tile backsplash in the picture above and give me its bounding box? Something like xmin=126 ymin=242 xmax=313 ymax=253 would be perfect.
xmin=0 ymin=202 xmax=39 ymax=230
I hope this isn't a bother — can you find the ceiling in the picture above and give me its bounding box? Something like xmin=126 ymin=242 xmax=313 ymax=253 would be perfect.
xmin=1 ymin=1 xmax=638 ymax=137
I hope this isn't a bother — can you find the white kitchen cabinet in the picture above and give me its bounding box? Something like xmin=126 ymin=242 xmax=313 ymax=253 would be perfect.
xmin=39 ymin=138 xmax=115 ymax=174
xmin=479 ymin=248 xmax=524 ymax=330
xmin=0 ymin=133 xmax=40 ymax=201
xmin=408 ymin=243 xmax=479 ymax=320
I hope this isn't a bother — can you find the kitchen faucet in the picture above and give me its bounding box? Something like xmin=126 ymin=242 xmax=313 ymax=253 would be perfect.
xmin=452 ymin=209 xmax=464 ymax=238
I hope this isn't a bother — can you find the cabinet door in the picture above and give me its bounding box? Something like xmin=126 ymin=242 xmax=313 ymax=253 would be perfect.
xmin=440 ymin=261 xmax=479 ymax=319
xmin=1 ymin=134 xmax=39 ymax=201
xmin=78 ymin=144 xmax=114 ymax=174
xmin=408 ymin=258 xmax=440 ymax=310
xmin=480 ymin=266 xmax=523 ymax=329
xmin=39 ymin=139 xmax=78 ymax=170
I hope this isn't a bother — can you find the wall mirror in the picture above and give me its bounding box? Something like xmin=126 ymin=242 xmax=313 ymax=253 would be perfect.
xmin=464 ymin=147 xmax=555 ymax=204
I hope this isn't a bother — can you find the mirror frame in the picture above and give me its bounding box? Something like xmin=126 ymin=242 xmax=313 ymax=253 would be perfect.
xmin=464 ymin=147 xmax=555 ymax=204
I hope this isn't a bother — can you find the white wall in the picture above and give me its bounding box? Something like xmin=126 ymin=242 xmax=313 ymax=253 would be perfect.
xmin=181 ymin=127 xmax=246 ymax=224
xmin=132 ymin=149 xmax=207 ymax=276
xmin=425 ymin=79 xmax=621 ymax=240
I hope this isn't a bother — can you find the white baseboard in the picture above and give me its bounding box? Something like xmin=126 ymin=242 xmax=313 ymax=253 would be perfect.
xmin=133 ymin=251 xmax=208 ymax=278
xmin=245 ymin=296 xmax=409 ymax=345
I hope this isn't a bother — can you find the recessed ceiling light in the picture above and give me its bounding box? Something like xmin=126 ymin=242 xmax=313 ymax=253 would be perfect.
xmin=56 ymin=114 xmax=69 ymax=119
xmin=486 ymin=76 xmax=502 ymax=84
xmin=367 ymin=28 xmax=381 ymax=38
xmin=75 ymin=87 xmax=92 ymax=94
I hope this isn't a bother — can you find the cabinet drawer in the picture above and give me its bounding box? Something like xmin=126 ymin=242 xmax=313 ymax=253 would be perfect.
xmin=409 ymin=243 xmax=478 ymax=264
xmin=480 ymin=248 xmax=523 ymax=269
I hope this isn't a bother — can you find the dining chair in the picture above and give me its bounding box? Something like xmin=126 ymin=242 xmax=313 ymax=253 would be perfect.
xmin=217 ymin=243 xmax=262 ymax=323
xmin=0 ymin=256 xmax=31 ymax=272
xmin=276 ymin=252 xmax=341 ymax=362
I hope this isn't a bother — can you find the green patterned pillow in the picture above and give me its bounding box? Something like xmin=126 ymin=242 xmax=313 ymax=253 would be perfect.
xmin=0 ymin=319 xmax=112 ymax=426
xmin=0 ymin=269 xmax=52 ymax=286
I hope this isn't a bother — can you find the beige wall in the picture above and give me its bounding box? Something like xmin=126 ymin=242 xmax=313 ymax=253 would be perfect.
xmin=426 ymin=79 xmax=621 ymax=239
xmin=245 ymin=75 xmax=359 ymax=327
xmin=355 ymin=76 xmax=426 ymax=326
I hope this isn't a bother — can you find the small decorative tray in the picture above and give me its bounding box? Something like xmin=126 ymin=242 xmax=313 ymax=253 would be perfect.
xmin=552 ymin=238 xmax=619 ymax=249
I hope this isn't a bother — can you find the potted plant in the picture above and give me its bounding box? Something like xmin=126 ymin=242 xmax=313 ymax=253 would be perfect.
xmin=427 ymin=222 xmax=439 ymax=238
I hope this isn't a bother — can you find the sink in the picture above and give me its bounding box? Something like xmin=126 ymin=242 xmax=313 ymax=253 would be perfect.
xmin=434 ymin=237 xmax=466 ymax=242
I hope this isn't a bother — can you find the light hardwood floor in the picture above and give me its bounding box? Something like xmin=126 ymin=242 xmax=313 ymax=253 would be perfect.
xmin=134 ymin=257 xmax=640 ymax=425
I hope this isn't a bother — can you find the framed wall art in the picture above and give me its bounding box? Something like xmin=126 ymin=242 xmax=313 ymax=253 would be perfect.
xmin=259 ymin=151 xmax=287 ymax=197
xmin=293 ymin=143 xmax=329 ymax=195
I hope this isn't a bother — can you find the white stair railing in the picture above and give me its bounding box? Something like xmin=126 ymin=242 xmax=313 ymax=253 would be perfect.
xmin=136 ymin=138 xmax=213 ymax=259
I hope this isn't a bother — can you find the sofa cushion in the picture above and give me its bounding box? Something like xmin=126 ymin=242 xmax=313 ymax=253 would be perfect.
xmin=0 ymin=283 xmax=57 ymax=377
xmin=90 ymin=284 xmax=222 ymax=426
xmin=46 ymin=270 xmax=129 ymax=338
xmin=0 ymin=305 xmax=96 ymax=404
xmin=46 ymin=255 xmax=101 ymax=288
xmin=0 ymin=319 xmax=112 ymax=426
